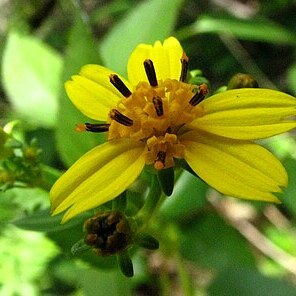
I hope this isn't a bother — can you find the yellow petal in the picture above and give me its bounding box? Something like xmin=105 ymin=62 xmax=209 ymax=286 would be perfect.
xmin=80 ymin=64 xmax=133 ymax=94
xmin=50 ymin=139 xmax=140 ymax=210
xmin=127 ymin=37 xmax=183 ymax=86
xmin=50 ymin=140 xmax=145 ymax=222
xmin=190 ymin=88 xmax=296 ymax=139
xmin=65 ymin=68 xmax=123 ymax=121
xmin=181 ymin=131 xmax=287 ymax=202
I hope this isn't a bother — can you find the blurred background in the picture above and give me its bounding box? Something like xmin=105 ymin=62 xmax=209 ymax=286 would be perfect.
xmin=1 ymin=0 xmax=296 ymax=295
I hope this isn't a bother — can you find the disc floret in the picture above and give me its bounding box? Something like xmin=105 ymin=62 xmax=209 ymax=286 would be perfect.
xmin=108 ymin=59 xmax=207 ymax=170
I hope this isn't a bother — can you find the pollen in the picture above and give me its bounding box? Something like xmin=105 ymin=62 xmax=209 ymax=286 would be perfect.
xmin=108 ymin=59 xmax=206 ymax=170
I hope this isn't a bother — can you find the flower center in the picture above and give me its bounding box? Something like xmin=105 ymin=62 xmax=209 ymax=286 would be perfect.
xmin=78 ymin=54 xmax=208 ymax=170
xmin=108 ymin=79 xmax=203 ymax=139
xmin=108 ymin=57 xmax=207 ymax=170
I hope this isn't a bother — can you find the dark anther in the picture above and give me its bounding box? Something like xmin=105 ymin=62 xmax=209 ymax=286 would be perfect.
xmin=156 ymin=151 xmax=166 ymax=166
xmin=189 ymin=83 xmax=209 ymax=106
xmin=144 ymin=59 xmax=158 ymax=87
xmin=109 ymin=74 xmax=132 ymax=98
xmin=75 ymin=123 xmax=110 ymax=132
xmin=85 ymin=123 xmax=110 ymax=132
xmin=110 ymin=109 xmax=133 ymax=126
xmin=179 ymin=52 xmax=189 ymax=82
xmin=152 ymin=96 xmax=164 ymax=116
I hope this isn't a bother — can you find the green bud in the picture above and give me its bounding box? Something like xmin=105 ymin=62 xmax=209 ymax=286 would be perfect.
xmin=135 ymin=233 xmax=159 ymax=250
xmin=190 ymin=69 xmax=203 ymax=77
xmin=0 ymin=128 xmax=13 ymax=159
xmin=0 ymin=167 xmax=15 ymax=190
xmin=83 ymin=211 xmax=132 ymax=256
xmin=23 ymin=146 xmax=40 ymax=162
xmin=190 ymin=76 xmax=210 ymax=87
xmin=228 ymin=73 xmax=259 ymax=89
xmin=0 ymin=128 xmax=8 ymax=145
xmin=188 ymin=69 xmax=210 ymax=87
xmin=214 ymin=86 xmax=228 ymax=94
xmin=117 ymin=250 xmax=134 ymax=277
xmin=4 ymin=138 xmax=22 ymax=149
xmin=158 ymin=167 xmax=174 ymax=196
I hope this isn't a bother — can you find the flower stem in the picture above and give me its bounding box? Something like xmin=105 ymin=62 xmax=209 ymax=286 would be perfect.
xmin=112 ymin=191 xmax=127 ymax=211
xmin=159 ymin=270 xmax=171 ymax=296
xmin=135 ymin=174 xmax=162 ymax=228
xmin=176 ymin=253 xmax=194 ymax=296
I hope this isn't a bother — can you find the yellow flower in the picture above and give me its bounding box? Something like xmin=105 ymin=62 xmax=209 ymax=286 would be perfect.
xmin=50 ymin=37 xmax=296 ymax=223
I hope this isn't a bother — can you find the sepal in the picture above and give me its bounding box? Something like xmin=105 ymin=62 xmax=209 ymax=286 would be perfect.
xmin=117 ymin=250 xmax=134 ymax=278
xmin=158 ymin=167 xmax=174 ymax=196
xmin=135 ymin=233 xmax=159 ymax=250
xmin=71 ymin=239 xmax=92 ymax=255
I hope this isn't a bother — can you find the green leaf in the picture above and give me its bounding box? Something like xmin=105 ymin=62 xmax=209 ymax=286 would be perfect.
xmin=99 ymin=0 xmax=184 ymax=76
xmin=12 ymin=208 xmax=89 ymax=232
xmin=52 ymin=259 xmax=126 ymax=293
xmin=41 ymin=164 xmax=61 ymax=187
xmin=287 ymin=62 xmax=296 ymax=95
xmin=208 ymin=267 xmax=296 ymax=296
xmin=281 ymin=157 xmax=296 ymax=218
xmin=0 ymin=226 xmax=58 ymax=296
xmin=179 ymin=213 xmax=256 ymax=269
xmin=159 ymin=170 xmax=208 ymax=221
xmin=56 ymin=11 xmax=105 ymax=167
xmin=177 ymin=15 xmax=296 ymax=46
xmin=2 ymin=31 xmax=63 ymax=128
xmin=1 ymin=187 xmax=49 ymax=213
xmin=74 ymin=267 xmax=132 ymax=295
xmin=13 ymin=207 xmax=118 ymax=269
xmin=0 ymin=195 xmax=19 ymax=227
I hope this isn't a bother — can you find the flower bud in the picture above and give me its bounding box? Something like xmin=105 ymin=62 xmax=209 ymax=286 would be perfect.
xmin=228 ymin=73 xmax=259 ymax=89
xmin=188 ymin=69 xmax=210 ymax=86
xmin=0 ymin=128 xmax=13 ymax=159
xmin=84 ymin=211 xmax=132 ymax=256
xmin=0 ymin=170 xmax=14 ymax=190
xmin=23 ymin=146 xmax=40 ymax=162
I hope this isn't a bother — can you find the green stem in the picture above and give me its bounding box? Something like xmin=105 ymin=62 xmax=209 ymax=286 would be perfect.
xmin=176 ymin=253 xmax=194 ymax=296
xmin=135 ymin=174 xmax=162 ymax=228
xmin=174 ymin=24 xmax=198 ymax=41
xmin=159 ymin=270 xmax=171 ymax=296
xmin=159 ymin=225 xmax=194 ymax=296
xmin=112 ymin=191 xmax=127 ymax=211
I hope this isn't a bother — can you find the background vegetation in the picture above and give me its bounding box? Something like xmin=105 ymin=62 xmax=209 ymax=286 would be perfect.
xmin=1 ymin=0 xmax=296 ymax=295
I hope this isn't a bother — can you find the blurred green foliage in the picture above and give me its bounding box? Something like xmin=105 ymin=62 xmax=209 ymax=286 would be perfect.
xmin=1 ymin=0 xmax=296 ymax=295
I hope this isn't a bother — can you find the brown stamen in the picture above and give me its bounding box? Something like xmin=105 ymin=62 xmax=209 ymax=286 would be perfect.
xmin=144 ymin=59 xmax=158 ymax=87
xmin=109 ymin=74 xmax=132 ymax=98
xmin=179 ymin=52 xmax=189 ymax=82
xmin=110 ymin=109 xmax=133 ymax=126
xmin=154 ymin=151 xmax=166 ymax=170
xmin=75 ymin=123 xmax=110 ymax=133
xmin=189 ymin=83 xmax=208 ymax=106
xmin=152 ymin=96 xmax=164 ymax=116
